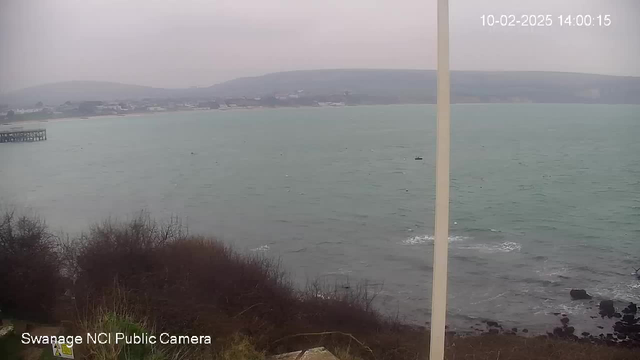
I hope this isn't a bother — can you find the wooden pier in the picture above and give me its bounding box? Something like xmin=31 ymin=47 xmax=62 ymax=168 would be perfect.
xmin=0 ymin=129 xmax=47 ymax=143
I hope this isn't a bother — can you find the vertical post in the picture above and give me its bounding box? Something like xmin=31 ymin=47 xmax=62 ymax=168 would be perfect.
xmin=429 ymin=0 xmax=450 ymax=359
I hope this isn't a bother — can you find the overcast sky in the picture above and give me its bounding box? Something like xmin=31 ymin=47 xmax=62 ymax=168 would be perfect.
xmin=1 ymin=0 xmax=638 ymax=93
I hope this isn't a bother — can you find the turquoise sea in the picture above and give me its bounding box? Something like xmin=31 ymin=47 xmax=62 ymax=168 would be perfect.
xmin=1 ymin=104 xmax=639 ymax=333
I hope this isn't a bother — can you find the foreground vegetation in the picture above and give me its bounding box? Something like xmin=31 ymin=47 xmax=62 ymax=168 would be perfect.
xmin=1 ymin=210 xmax=639 ymax=359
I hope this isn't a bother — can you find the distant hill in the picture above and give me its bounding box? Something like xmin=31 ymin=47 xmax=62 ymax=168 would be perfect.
xmin=0 ymin=81 xmax=186 ymax=107
xmin=2 ymin=70 xmax=640 ymax=107
xmin=204 ymin=69 xmax=640 ymax=104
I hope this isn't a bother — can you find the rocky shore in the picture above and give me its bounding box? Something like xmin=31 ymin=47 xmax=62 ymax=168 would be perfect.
xmin=469 ymin=289 xmax=640 ymax=349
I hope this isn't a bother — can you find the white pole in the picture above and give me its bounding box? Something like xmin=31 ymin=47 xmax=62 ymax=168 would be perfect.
xmin=429 ymin=0 xmax=450 ymax=359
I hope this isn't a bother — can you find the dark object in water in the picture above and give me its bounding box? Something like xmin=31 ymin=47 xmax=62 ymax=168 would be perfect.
xmin=622 ymin=302 xmax=637 ymax=315
xmin=570 ymin=289 xmax=592 ymax=300
xmin=414 ymin=156 xmax=423 ymax=160
xmin=599 ymin=300 xmax=616 ymax=318
xmin=485 ymin=320 xmax=501 ymax=328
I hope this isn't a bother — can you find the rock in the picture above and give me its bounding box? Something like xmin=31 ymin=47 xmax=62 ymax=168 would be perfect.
xmin=570 ymin=289 xmax=592 ymax=300
xmin=522 ymin=329 xmax=528 ymax=333
xmin=622 ymin=314 xmax=638 ymax=325
xmin=566 ymin=326 xmax=575 ymax=335
xmin=581 ymin=332 xmax=590 ymax=337
xmin=488 ymin=329 xmax=499 ymax=334
xmin=599 ymin=300 xmax=616 ymax=318
xmin=268 ymin=347 xmax=339 ymax=360
xmin=560 ymin=317 xmax=570 ymax=325
xmin=485 ymin=321 xmax=500 ymax=328
xmin=622 ymin=302 xmax=637 ymax=315
xmin=553 ymin=327 xmax=564 ymax=337
xmin=613 ymin=312 xmax=622 ymax=318
xmin=512 ymin=327 xmax=518 ymax=333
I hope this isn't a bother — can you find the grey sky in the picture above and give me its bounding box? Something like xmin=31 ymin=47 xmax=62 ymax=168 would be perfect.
xmin=1 ymin=0 xmax=638 ymax=93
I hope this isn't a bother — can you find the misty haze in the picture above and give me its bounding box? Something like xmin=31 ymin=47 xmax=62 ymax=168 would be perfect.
xmin=1 ymin=1 xmax=639 ymax=360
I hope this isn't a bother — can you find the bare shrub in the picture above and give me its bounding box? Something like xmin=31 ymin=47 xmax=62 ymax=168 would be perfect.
xmin=0 ymin=211 xmax=62 ymax=321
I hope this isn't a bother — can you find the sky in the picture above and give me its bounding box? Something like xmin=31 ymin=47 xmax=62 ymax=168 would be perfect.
xmin=0 ymin=0 xmax=639 ymax=93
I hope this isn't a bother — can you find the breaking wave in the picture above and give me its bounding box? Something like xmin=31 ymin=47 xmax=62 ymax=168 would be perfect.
xmin=403 ymin=234 xmax=470 ymax=245
xmin=458 ymin=241 xmax=522 ymax=253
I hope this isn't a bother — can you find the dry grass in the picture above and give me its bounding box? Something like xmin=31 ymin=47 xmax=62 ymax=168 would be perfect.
xmin=446 ymin=335 xmax=639 ymax=360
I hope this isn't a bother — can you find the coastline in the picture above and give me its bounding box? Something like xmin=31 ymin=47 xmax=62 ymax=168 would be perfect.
xmin=4 ymin=102 xmax=638 ymax=127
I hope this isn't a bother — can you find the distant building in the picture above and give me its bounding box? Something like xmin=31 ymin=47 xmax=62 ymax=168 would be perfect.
xmin=14 ymin=108 xmax=41 ymax=114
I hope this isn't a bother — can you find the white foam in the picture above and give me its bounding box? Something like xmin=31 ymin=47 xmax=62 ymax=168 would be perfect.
xmin=402 ymin=234 xmax=469 ymax=245
xmin=250 ymin=245 xmax=270 ymax=252
xmin=459 ymin=241 xmax=521 ymax=253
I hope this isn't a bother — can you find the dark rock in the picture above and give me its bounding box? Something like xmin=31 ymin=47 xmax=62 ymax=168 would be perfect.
xmin=486 ymin=321 xmax=500 ymax=328
xmin=488 ymin=329 xmax=499 ymax=334
xmin=512 ymin=327 xmax=518 ymax=333
xmin=553 ymin=327 xmax=564 ymax=337
xmin=522 ymin=329 xmax=528 ymax=333
xmin=622 ymin=314 xmax=637 ymax=325
xmin=613 ymin=321 xmax=640 ymax=334
xmin=561 ymin=314 xmax=568 ymax=317
xmin=599 ymin=300 xmax=616 ymax=318
xmin=565 ymin=326 xmax=575 ymax=335
xmin=570 ymin=289 xmax=592 ymax=300
xmin=622 ymin=302 xmax=637 ymax=315
xmin=560 ymin=317 xmax=570 ymax=325
xmin=552 ymin=312 xmax=561 ymax=316
xmin=613 ymin=312 xmax=622 ymax=318
xmin=414 ymin=157 xmax=423 ymax=160
xmin=581 ymin=332 xmax=590 ymax=337
xmin=597 ymin=326 xmax=604 ymax=329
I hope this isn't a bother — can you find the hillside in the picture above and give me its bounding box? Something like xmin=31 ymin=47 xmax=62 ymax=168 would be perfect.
xmin=205 ymin=69 xmax=640 ymax=104
xmin=2 ymin=70 xmax=640 ymax=107
xmin=0 ymin=81 xmax=183 ymax=107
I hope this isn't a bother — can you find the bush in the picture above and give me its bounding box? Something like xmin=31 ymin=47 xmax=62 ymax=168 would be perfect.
xmin=0 ymin=211 xmax=62 ymax=321
xmin=67 ymin=214 xmax=413 ymax=358
xmin=216 ymin=335 xmax=264 ymax=360
xmin=77 ymin=285 xmax=185 ymax=360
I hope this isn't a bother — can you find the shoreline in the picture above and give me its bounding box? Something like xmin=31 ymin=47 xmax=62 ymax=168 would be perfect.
xmin=4 ymin=102 xmax=638 ymax=127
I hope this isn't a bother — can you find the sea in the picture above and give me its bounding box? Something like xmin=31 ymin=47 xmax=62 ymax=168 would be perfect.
xmin=1 ymin=104 xmax=639 ymax=334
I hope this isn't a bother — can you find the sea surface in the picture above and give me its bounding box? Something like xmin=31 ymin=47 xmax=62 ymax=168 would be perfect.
xmin=1 ymin=104 xmax=639 ymax=334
